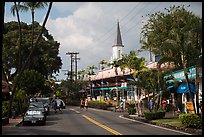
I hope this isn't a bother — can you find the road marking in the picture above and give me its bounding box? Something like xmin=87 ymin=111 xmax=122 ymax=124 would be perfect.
xmin=69 ymin=108 xmax=80 ymax=113
xmin=82 ymin=114 xmax=123 ymax=135
xmin=119 ymin=115 xmax=192 ymax=135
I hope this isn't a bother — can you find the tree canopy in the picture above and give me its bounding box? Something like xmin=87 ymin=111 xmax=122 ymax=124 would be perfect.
xmin=3 ymin=21 xmax=62 ymax=80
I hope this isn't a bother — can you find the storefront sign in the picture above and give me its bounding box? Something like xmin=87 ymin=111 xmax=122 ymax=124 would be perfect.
xmin=186 ymin=102 xmax=194 ymax=113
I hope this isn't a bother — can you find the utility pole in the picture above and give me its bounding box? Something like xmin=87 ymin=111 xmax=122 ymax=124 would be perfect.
xmin=66 ymin=52 xmax=79 ymax=95
xmin=74 ymin=54 xmax=80 ymax=81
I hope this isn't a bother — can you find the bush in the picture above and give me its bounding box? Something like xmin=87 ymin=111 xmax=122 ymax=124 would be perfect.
xmin=88 ymin=101 xmax=108 ymax=110
xmin=128 ymin=104 xmax=136 ymax=115
xmin=2 ymin=101 xmax=9 ymax=117
xmin=179 ymin=113 xmax=202 ymax=129
xmin=144 ymin=110 xmax=166 ymax=120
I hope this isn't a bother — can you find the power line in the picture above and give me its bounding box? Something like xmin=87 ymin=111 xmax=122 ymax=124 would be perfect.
xmin=123 ymin=2 xmax=162 ymax=36
xmin=93 ymin=3 xmax=152 ymax=47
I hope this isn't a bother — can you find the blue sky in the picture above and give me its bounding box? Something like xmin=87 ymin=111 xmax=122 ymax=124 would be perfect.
xmin=4 ymin=2 xmax=202 ymax=80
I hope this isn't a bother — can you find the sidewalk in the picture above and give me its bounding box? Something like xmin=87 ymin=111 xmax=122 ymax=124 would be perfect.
xmin=2 ymin=116 xmax=23 ymax=128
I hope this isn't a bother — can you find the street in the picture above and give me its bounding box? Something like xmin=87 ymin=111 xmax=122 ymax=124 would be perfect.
xmin=2 ymin=106 xmax=190 ymax=135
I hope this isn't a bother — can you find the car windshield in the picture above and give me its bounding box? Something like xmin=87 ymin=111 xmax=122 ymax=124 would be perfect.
xmin=35 ymin=98 xmax=49 ymax=104
xmin=29 ymin=102 xmax=44 ymax=108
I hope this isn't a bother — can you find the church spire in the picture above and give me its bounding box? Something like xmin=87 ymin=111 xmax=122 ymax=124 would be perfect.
xmin=110 ymin=20 xmax=124 ymax=62
xmin=113 ymin=20 xmax=124 ymax=47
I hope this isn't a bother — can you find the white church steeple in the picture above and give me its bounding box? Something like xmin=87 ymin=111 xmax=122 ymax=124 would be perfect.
xmin=110 ymin=20 xmax=124 ymax=62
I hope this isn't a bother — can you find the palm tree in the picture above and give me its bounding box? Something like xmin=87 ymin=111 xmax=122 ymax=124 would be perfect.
xmin=99 ymin=59 xmax=107 ymax=96
xmin=13 ymin=2 xmax=48 ymax=49
xmin=86 ymin=65 xmax=98 ymax=98
xmin=10 ymin=2 xmax=23 ymax=75
xmin=78 ymin=69 xmax=86 ymax=80
xmin=140 ymin=5 xmax=201 ymax=114
xmin=127 ymin=52 xmax=147 ymax=114
xmin=8 ymin=2 xmax=53 ymax=117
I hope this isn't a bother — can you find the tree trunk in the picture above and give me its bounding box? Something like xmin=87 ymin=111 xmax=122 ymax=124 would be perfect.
xmin=184 ymin=71 xmax=196 ymax=114
xmin=14 ymin=2 xmax=22 ymax=72
xmin=195 ymin=66 xmax=200 ymax=115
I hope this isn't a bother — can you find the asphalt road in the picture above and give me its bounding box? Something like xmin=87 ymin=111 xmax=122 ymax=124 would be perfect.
xmin=2 ymin=106 xmax=191 ymax=135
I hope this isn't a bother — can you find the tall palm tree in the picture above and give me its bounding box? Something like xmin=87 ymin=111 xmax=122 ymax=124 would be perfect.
xmin=86 ymin=65 xmax=98 ymax=98
xmin=108 ymin=60 xmax=121 ymax=106
xmin=99 ymin=59 xmax=107 ymax=96
xmin=140 ymin=5 xmax=201 ymax=114
xmin=13 ymin=2 xmax=48 ymax=50
xmin=10 ymin=2 xmax=22 ymax=73
xmin=8 ymin=2 xmax=53 ymax=117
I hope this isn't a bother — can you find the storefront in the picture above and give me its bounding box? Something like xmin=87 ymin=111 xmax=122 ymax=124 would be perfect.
xmin=164 ymin=66 xmax=202 ymax=114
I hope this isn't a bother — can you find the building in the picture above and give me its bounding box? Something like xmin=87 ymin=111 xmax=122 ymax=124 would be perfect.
xmin=85 ymin=21 xmax=202 ymax=114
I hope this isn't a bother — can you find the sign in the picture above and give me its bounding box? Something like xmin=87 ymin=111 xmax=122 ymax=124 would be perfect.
xmin=186 ymin=102 xmax=194 ymax=113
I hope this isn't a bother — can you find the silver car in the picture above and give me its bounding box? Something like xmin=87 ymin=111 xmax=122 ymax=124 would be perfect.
xmin=29 ymin=102 xmax=47 ymax=119
xmin=23 ymin=109 xmax=46 ymax=126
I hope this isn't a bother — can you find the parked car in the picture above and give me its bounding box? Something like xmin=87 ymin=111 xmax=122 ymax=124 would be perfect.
xmin=28 ymin=102 xmax=47 ymax=118
xmin=35 ymin=97 xmax=50 ymax=115
xmin=30 ymin=98 xmax=50 ymax=115
xmin=23 ymin=109 xmax=46 ymax=126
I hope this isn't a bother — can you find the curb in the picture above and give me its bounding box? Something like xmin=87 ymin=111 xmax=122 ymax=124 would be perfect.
xmin=15 ymin=120 xmax=23 ymax=127
xmin=123 ymin=114 xmax=202 ymax=135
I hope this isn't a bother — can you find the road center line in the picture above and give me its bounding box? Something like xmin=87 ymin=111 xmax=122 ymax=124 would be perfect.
xmin=81 ymin=114 xmax=123 ymax=135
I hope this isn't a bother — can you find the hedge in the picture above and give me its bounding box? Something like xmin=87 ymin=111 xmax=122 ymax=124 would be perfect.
xmin=179 ymin=113 xmax=202 ymax=129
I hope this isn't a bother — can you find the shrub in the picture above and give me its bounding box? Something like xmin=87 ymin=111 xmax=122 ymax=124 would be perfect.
xmin=2 ymin=101 xmax=9 ymax=117
xmin=128 ymin=104 xmax=136 ymax=115
xmin=179 ymin=113 xmax=202 ymax=129
xmin=88 ymin=101 xmax=108 ymax=110
xmin=144 ymin=110 xmax=166 ymax=120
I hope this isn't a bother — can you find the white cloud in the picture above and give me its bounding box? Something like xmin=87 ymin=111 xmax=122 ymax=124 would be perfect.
xmin=4 ymin=2 xmax=202 ymax=80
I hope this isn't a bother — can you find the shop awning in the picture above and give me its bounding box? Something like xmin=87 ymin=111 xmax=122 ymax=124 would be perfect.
xmin=167 ymin=85 xmax=174 ymax=89
xmin=177 ymin=82 xmax=196 ymax=93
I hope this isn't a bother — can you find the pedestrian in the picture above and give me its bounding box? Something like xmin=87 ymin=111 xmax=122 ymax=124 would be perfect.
xmin=53 ymin=100 xmax=57 ymax=113
xmin=80 ymin=99 xmax=84 ymax=110
xmin=162 ymin=98 xmax=167 ymax=111
xmin=84 ymin=99 xmax=88 ymax=111
xmin=120 ymin=100 xmax=124 ymax=112
xmin=59 ymin=100 xmax=63 ymax=113
xmin=150 ymin=99 xmax=154 ymax=111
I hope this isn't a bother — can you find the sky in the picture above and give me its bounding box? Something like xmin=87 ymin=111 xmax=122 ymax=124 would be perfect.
xmin=4 ymin=2 xmax=202 ymax=80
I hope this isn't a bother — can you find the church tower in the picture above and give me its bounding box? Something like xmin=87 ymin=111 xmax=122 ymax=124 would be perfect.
xmin=110 ymin=21 xmax=124 ymax=62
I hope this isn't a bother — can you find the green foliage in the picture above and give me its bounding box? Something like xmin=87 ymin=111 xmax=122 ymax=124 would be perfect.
xmin=15 ymin=89 xmax=26 ymax=99
xmin=144 ymin=110 xmax=166 ymax=120
xmin=140 ymin=5 xmax=202 ymax=68
xmin=17 ymin=69 xmax=45 ymax=95
xmin=128 ymin=103 xmax=136 ymax=115
xmin=179 ymin=113 xmax=202 ymax=129
xmin=2 ymin=101 xmax=9 ymax=117
xmin=88 ymin=100 xmax=109 ymax=110
xmin=3 ymin=21 xmax=62 ymax=80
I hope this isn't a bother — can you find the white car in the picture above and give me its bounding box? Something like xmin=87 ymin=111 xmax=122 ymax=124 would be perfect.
xmin=23 ymin=109 xmax=46 ymax=126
